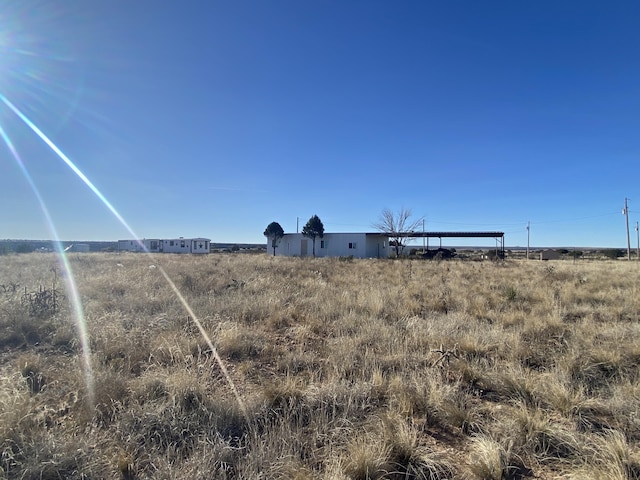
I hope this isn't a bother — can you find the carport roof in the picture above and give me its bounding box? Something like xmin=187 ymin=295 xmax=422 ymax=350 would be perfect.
xmin=366 ymin=231 xmax=504 ymax=238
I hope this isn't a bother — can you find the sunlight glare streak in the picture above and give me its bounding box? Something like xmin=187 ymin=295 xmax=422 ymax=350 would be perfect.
xmin=0 ymin=93 xmax=248 ymax=420
xmin=0 ymin=122 xmax=95 ymax=408
xmin=0 ymin=94 xmax=132 ymax=234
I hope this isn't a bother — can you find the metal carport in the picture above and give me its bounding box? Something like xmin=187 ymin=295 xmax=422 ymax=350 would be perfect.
xmin=397 ymin=231 xmax=505 ymax=257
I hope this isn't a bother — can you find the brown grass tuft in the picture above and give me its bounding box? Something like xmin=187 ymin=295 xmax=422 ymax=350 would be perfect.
xmin=1 ymin=253 xmax=639 ymax=478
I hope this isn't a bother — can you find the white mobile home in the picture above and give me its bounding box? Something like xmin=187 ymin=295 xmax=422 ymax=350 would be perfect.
xmin=272 ymin=233 xmax=389 ymax=258
xmin=118 ymin=237 xmax=211 ymax=254
xmin=118 ymin=239 xmax=145 ymax=252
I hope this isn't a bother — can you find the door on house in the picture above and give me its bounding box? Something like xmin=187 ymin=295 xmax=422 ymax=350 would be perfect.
xmin=300 ymin=239 xmax=308 ymax=257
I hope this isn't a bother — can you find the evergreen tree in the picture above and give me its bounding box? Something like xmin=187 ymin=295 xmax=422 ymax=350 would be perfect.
xmin=302 ymin=215 xmax=324 ymax=257
xmin=263 ymin=222 xmax=285 ymax=256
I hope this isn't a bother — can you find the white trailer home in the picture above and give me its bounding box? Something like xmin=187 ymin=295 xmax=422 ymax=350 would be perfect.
xmin=118 ymin=240 xmax=145 ymax=252
xmin=272 ymin=233 xmax=389 ymax=258
xmin=118 ymin=237 xmax=211 ymax=254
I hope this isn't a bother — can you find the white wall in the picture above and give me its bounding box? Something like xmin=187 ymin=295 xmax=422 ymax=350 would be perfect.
xmin=274 ymin=233 xmax=389 ymax=258
xmin=144 ymin=239 xmax=162 ymax=252
xmin=365 ymin=235 xmax=389 ymax=258
xmin=160 ymin=239 xmax=192 ymax=253
xmin=190 ymin=238 xmax=210 ymax=254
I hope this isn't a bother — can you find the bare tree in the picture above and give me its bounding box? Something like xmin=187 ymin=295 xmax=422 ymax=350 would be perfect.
xmin=373 ymin=208 xmax=423 ymax=257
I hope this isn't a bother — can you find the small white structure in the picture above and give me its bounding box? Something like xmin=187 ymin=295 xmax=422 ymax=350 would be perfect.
xmin=272 ymin=233 xmax=389 ymax=258
xmin=118 ymin=237 xmax=211 ymax=254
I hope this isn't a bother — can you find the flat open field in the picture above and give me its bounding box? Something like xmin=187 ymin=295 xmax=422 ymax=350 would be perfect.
xmin=1 ymin=253 xmax=639 ymax=479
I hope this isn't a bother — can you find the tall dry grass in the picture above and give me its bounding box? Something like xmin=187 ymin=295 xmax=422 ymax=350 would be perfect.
xmin=0 ymin=252 xmax=639 ymax=478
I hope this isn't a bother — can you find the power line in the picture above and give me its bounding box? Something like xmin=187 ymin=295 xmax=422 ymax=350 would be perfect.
xmin=528 ymin=212 xmax=619 ymax=225
xmin=428 ymin=212 xmax=618 ymax=228
xmin=427 ymin=220 xmax=524 ymax=227
xmin=324 ymin=222 xmax=372 ymax=228
xmin=299 ymin=211 xmax=623 ymax=234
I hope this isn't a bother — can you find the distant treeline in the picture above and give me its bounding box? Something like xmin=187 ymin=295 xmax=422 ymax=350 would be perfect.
xmin=0 ymin=240 xmax=117 ymax=254
xmin=0 ymin=240 xmax=267 ymax=255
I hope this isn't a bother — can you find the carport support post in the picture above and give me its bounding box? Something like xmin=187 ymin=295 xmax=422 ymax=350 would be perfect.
xmin=495 ymin=236 xmax=504 ymax=260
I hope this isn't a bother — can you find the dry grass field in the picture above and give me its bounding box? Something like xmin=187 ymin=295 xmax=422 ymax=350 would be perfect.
xmin=1 ymin=252 xmax=639 ymax=479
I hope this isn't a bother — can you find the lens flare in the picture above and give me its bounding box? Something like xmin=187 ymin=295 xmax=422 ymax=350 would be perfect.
xmin=0 ymin=93 xmax=248 ymax=419
xmin=0 ymin=122 xmax=95 ymax=408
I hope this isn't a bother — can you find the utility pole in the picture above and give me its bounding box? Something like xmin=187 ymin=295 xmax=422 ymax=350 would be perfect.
xmin=422 ymin=219 xmax=425 ymax=253
xmin=296 ymin=217 xmax=299 ymax=233
xmin=526 ymin=221 xmax=530 ymax=260
xmin=623 ymin=198 xmax=631 ymax=260
xmin=636 ymin=221 xmax=639 ymax=261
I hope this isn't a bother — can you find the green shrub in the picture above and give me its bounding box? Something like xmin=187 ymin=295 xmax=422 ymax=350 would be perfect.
xmin=15 ymin=243 xmax=34 ymax=254
xmin=602 ymin=249 xmax=624 ymax=259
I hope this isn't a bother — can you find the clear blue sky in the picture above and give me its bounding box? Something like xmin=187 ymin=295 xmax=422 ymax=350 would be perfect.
xmin=1 ymin=1 xmax=638 ymax=247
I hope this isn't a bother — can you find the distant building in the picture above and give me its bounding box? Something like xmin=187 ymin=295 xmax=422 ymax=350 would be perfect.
xmin=272 ymin=233 xmax=389 ymax=258
xmin=118 ymin=237 xmax=210 ymax=254
xmin=540 ymin=249 xmax=561 ymax=260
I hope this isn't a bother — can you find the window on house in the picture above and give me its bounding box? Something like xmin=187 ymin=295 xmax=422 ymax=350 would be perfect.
xmin=169 ymin=241 xmax=174 ymax=246
xmin=181 ymin=240 xmax=185 ymax=248
xmin=320 ymin=240 xmax=326 ymax=249
xmin=349 ymin=242 xmax=357 ymax=249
